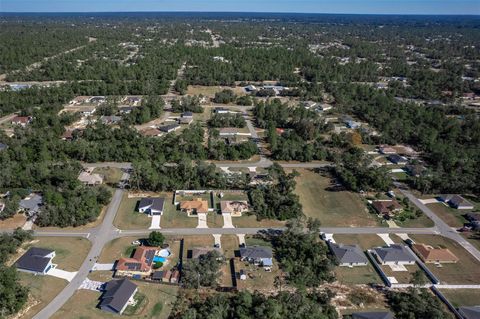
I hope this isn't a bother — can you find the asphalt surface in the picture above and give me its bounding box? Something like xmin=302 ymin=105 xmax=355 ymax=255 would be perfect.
xmin=9 ymin=167 xmax=477 ymax=318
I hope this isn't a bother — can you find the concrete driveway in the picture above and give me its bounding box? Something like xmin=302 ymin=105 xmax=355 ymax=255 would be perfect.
xmin=91 ymin=263 xmax=115 ymax=271
xmin=149 ymin=215 xmax=161 ymax=229
xmin=378 ymin=234 xmax=395 ymax=245
xmin=222 ymin=213 xmax=234 ymax=228
xmin=197 ymin=213 xmax=208 ymax=228
xmin=47 ymin=268 xmax=77 ymax=282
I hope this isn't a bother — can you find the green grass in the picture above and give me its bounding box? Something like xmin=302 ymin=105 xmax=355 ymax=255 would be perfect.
xmin=245 ymin=236 xmax=273 ymax=247
xmin=440 ymin=289 xmax=480 ymax=307
xmin=113 ymin=194 xmax=150 ymax=229
xmin=150 ymin=302 xmax=164 ymax=318
xmin=335 ymin=265 xmax=382 ymax=285
xmin=123 ymin=293 xmax=146 ymax=316
xmin=294 ymin=169 xmax=382 ymax=227
xmin=426 ymin=203 xmax=469 ymax=228
xmin=161 ymin=200 xmax=198 ymax=228
xmin=92 ymin=167 xmax=123 ymax=185
xmin=124 ymin=245 xmax=136 ymax=257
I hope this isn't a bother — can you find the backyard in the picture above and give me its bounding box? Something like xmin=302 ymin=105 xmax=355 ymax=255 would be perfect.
xmin=92 ymin=166 xmax=123 ymax=185
xmin=294 ymin=169 xmax=382 ymax=227
xmin=440 ymin=289 xmax=480 ymax=307
xmin=410 ymin=235 xmax=480 ymax=284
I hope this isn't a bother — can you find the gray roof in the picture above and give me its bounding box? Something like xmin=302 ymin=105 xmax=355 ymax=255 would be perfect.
xmin=138 ymin=197 xmax=165 ymax=212
xmin=449 ymin=195 xmax=473 ymax=208
xmin=459 ymin=306 xmax=480 ymax=319
xmin=19 ymin=194 xmax=43 ymax=213
xmin=329 ymin=242 xmax=368 ymax=264
xmin=99 ymin=278 xmax=137 ymax=313
xmin=373 ymin=244 xmax=415 ymax=263
xmin=159 ymin=124 xmax=180 ymax=132
xmin=351 ymin=312 xmax=394 ymax=319
xmin=0 ymin=143 xmax=7 ymax=150
xmin=240 ymin=246 xmax=273 ymax=259
xmin=16 ymin=247 xmax=54 ymax=273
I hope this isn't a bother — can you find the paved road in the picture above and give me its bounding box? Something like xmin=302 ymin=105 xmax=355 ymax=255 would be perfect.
xmin=400 ymin=188 xmax=480 ymax=262
xmin=81 ymin=162 xmax=132 ymax=169
xmin=32 ymin=173 xmax=128 ymax=319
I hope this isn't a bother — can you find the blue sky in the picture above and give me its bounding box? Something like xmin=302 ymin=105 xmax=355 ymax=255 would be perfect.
xmin=1 ymin=0 xmax=479 ymax=15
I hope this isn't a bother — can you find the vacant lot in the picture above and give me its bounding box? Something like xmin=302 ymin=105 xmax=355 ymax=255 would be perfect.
xmin=381 ymin=263 xmax=422 ymax=284
xmin=0 ymin=213 xmax=26 ymax=229
xmin=187 ymin=85 xmax=246 ymax=97
xmin=17 ymin=237 xmax=91 ymax=319
xmin=333 ymin=234 xmax=386 ymax=249
xmin=427 ymin=203 xmax=469 ymax=228
xmin=334 ymin=265 xmax=382 ymax=285
xmin=232 ymin=214 xmax=286 ymax=228
xmin=294 ymin=169 xmax=381 ymax=227
xmin=51 ymin=282 xmax=179 ymax=319
xmin=410 ymin=235 xmax=480 ymax=284
xmin=114 ymin=193 xmax=151 ymax=229
xmin=440 ymin=289 xmax=480 ymax=307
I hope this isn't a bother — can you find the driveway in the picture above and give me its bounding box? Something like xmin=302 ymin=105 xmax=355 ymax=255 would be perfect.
xmin=222 ymin=213 xmax=234 ymax=228
xmin=196 ymin=213 xmax=208 ymax=228
xmin=91 ymin=263 xmax=115 ymax=271
xmin=378 ymin=234 xmax=395 ymax=246
xmin=237 ymin=234 xmax=245 ymax=246
xmin=212 ymin=234 xmax=222 ymax=247
xmin=149 ymin=215 xmax=161 ymax=229
xmin=47 ymin=268 xmax=77 ymax=282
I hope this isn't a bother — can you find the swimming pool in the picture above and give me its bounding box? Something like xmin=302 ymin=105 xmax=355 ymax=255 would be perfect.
xmin=153 ymin=256 xmax=166 ymax=263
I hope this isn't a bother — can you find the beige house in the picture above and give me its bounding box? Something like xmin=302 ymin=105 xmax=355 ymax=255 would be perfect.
xmin=180 ymin=198 xmax=209 ymax=216
xmin=220 ymin=200 xmax=249 ymax=217
xmin=78 ymin=171 xmax=104 ymax=186
xmin=412 ymin=243 xmax=459 ymax=264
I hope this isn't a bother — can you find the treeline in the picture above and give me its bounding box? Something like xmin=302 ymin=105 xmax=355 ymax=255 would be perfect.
xmin=249 ymin=164 xmax=302 ymax=220
xmin=335 ymin=84 xmax=480 ymax=194
xmin=170 ymin=290 xmax=338 ymax=319
xmin=123 ymin=95 xmax=165 ymax=125
xmin=0 ymin=229 xmax=32 ymax=318
xmin=208 ymin=113 xmax=246 ymax=128
xmin=171 ymin=96 xmax=204 ymax=113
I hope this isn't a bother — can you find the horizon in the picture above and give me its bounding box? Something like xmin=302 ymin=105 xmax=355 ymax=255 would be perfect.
xmin=1 ymin=0 xmax=479 ymax=15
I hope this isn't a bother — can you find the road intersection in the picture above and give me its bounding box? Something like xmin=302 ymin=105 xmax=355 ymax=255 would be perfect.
xmin=0 ymin=167 xmax=473 ymax=318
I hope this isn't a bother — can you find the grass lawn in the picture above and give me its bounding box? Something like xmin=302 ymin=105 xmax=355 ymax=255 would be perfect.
xmin=161 ymin=200 xmax=198 ymax=228
xmin=23 ymin=237 xmax=91 ymax=271
xmin=294 ymin=169 xmax=381 ymax=227
xmin=207 ymin=212 xmax=225 ymax=228
xmin=334 ymin=265 xmax=382 ymax=285
xmin=245 ymin=236 xmax=273 ymax=248
xmin=19 ymin=275 xmax=67 ymax=319
xmin=113 ymin=193 xmax=151 ymax=229
xmin=0 ymin=213 xmax=26 ymax=229
xmin=51 ymin=282 xmax=179 ymax=319
xmin=98 ymin=237 xmax=139 ymax=263
xmin=395 ymin=213 xmax=434 ymax=228
xmin=333 ymin=234 xmax=386 ymax=249
xmin=231 ymin=214 xmax=286 ymax=228
xmin=426 ymin=203 xmax=469 ymax=228
xmin=16 ymin=237 xmax=91 ymax=319
xmin=235 ymin=259 xmax=283 ymax=293
xmin=183 ymin=235 xmax=216 ymax=259
xmin=440 ymin=289 xmax=480 ymax=307
xmin=92 ymin=167 xmax=123 ymax=185
xmin=381 ymin=263 xmax=422 ymax=284
xmin=410 ymin=235 xmax=480 ymax=284
xmin=221 ymin=235 xmax=240 ymax=258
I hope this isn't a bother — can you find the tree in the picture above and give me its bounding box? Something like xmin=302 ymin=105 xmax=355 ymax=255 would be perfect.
xmin=146 ymin=231 xmax=165 ymax=247
xmin=410 ymin=270 xmax=428 ymax=287
xmin=181 ymin=251 xmax=222 ymax=288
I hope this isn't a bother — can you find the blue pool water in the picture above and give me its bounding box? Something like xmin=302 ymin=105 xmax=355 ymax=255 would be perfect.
xmin=153 ymin=256 xmax=166 ymax=263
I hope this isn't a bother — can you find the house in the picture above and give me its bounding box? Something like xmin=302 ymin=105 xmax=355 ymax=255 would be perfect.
xmin=137 ymin=197 xmax=165 ymax=215
xmin=458 ymin=306 xmax=480 ymax=319
xmin=387 ymin=154 xmax=408 ymax=165
xmin=179 ymin=117 xmax=193 ymax=125
xmin=19 ymin=193 xmax=43 ymax=216
xmin=346 ymin=120 xmax=360 ymax=129
xmin=141 ymin=128 xmax=162 ymax=137
xmin=218 ymin=127 xmax=251 ymax=137
xmin=180 ymin=198 xmax=209 ymax=216
xmin=439 ymin=195 xmax=474 ymax=210
xmin=99 ymin=278 xmax=138 ymax=315
xmin=88 ymin=96 xmax=106 ymax=104
xmin=100 ymin=115 xmax=122 ymax=125
xmin=317 ymin=103 xmax=333 ymax=111
xmin=214 ymin=107 xmax=237 ymax=114
xmin=371 ymin=200 xmax=402 ymax=217
xmin=15 ymin=247 xmax=55 ymax=275
xmin=0 ymin=142 xmax=8 ymax=151
xmin=372 ymin=244 xmax=416 ymax=265
xmin=78 ymin=171 xmax=104 ymax=186
xmin=181 ymin=112 xmax=193 ymax=118
xmin=220 ymin=200 xmax=249 ymax=217
xmin=80 ymin=106 xmax=96 ymax=116
xmin=404 ymin=164 xmax=426 ymax=177
xmin=11 ymin=116 xmax=32 ymax=127
xmin=379 ymin=146 xmax=397 ymax=155
xmin=412 ymin=243 xmax=459 ymax=264
xmin=61 ymin=130 xmax=74 ymax=141
xmin=351 ymin=311 xmax=394 ymax=319
xmin=191 ymin=247 xmax=222 ymax=259
xmin=301 ymin=101 xmax=317 ymax=109
xmin=328 ymin=242 xmax=368 ymax=267
xmin=118 ymin=106 xmax=135 ymax=114
xmin=159 ymin=124 xmax=181 ymax=133
xmin=151 ymin=271 xmax=163 ymax=281
xmin=239 ymin=246 xmax=273 ymax=267
xmin=244 ymin=85 xmax=257 ymax=92
xmin=465 ymin=213 xmax=480 ymax=230
xmin=122 ymin=96 xmax=142 ymax=106
xmin=116 ymin=246 xmax=158 ymax=277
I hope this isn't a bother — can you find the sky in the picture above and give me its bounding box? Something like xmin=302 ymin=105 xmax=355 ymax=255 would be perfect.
xmin=1 ymin=0 xmax=479 ymax=15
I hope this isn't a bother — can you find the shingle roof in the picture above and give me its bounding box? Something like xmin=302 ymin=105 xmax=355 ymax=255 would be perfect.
xmin=19 ymin=194 xmax=43 ymax=212
xmin=449 ymin=195 xmax=473 ymax=208
xmin=180 ymin=199 xmax=209 ymax=214
xmin=328 ymin=242 xmax=368 ymax=264
xmin=459 ymin=306 xmax=480 ymax=319
xmin=16 ymin=247 xmax=54 ymax=273
xmin=240 ymin=246 xmax=273 ymax=259
xmin=372 ymin=200 xmax=402 ymax=215
xmin=351 ymin=311 xmax=394 ymax=319
xmin=138 ymin=197 xmax=165 ymax=212
xmin=99 ymin=278 xmax=137 ymax=313
xmin=412 ymin=243 xmax=459 ymax=263
xmin=373 ymin=244 xmax=415 ymax=263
